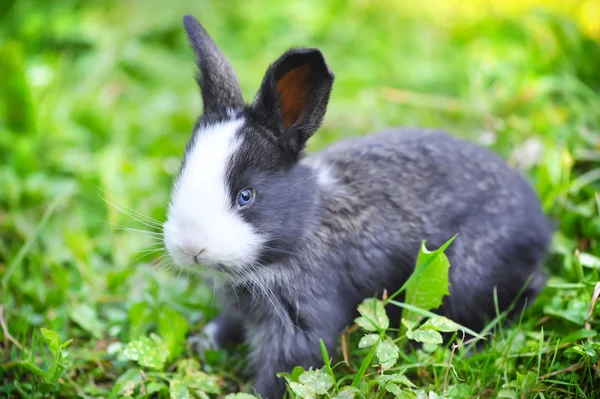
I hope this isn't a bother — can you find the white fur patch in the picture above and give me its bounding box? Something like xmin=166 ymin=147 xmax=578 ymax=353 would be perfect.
xmin=163 ymin=118 xmax=266 ymax=270
xmin=302 ymin=156 xmax=344 ymax=193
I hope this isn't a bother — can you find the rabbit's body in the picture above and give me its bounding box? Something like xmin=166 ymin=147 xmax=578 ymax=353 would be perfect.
xmin=163 ymin=16 xmax=552 ymax=399
xmin=210 ymin=128 xmax=550 ymax=397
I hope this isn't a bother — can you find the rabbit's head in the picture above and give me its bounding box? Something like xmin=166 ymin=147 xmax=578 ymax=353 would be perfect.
xmin=163 ymin=15 xmax=334 ymax=275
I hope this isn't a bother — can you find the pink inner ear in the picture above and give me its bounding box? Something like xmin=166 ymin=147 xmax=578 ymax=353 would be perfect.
xmin=276 ymin=64 xmax=311 ymax=128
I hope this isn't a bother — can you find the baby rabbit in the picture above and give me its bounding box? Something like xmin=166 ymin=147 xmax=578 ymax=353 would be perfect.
xmin=163 ymin=15 xmax=552 ymax=399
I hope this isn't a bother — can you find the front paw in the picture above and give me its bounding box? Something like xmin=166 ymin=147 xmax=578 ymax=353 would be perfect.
xmin=188 ymin=320 xmax=220 ymax=358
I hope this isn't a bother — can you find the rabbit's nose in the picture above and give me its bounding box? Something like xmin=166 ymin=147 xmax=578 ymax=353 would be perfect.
xmin=181 ymin=245 xmax=206 ymax=263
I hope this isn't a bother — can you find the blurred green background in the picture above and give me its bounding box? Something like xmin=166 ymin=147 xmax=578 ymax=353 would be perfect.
xmin=1 ymin=0 xmax=600 ymax=397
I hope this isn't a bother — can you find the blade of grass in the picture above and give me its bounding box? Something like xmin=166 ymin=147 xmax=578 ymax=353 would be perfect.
xmin=319 ymin=339 xmax=339 ymax=394
xmin=351 ymin=334 xmax=381 ymax=388
xmin=2 ymin=191 xmax=72 ymax=297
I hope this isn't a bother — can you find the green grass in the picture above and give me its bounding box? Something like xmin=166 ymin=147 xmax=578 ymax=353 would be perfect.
xmin=1 ymin=0 xmax=600 ymax=397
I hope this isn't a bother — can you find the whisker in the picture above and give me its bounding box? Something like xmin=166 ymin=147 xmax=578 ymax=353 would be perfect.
xmin=105 ymin=222 xmax=165 ymax=238
xmin=133 ymin=246 xmax=166 ymax=262
xmin=105 ymin=200 xmax=164 ymax=231
xmin=244 ymin=262 xmax=298 ymax=331
xmin=99 ymin=189 xmax=164 ymax=228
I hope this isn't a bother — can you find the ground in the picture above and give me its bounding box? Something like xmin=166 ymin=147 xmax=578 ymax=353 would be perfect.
xmin=1 ymin=0 xmax=600 ymax=398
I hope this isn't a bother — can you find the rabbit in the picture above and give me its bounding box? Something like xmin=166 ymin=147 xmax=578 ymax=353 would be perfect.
xmin=162 ymin=14 xmax=553 ymax=399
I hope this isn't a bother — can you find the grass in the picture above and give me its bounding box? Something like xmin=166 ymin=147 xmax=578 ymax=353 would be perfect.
xmin=1 ymin=0 xmax=600 ymax=397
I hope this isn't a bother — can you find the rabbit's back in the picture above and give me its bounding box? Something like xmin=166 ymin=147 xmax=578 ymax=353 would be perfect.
xmin=303 ymin=127 xmax=551 ymax=331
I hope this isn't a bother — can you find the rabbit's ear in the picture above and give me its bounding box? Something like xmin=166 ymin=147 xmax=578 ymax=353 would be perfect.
xmin=251 ymin=48 xmax=334 ymax=154
xmin=183 ymin=15 xmax=244 ymax=116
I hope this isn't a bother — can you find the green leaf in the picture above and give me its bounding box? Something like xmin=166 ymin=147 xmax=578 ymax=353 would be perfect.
xmin=225 ymin=394 xmax=260 ymax=399
xmin=36 ymin=328 xmax=74 ymax=384
xmin=358 ymin=334 xmax=379 ymax=348
xmin=517 ymin=371 xmax=538 ymax=395
xmin=147 ymin=381 xmax=168 ymax=395
xmin=299 ymin=369 xmax=334 ymax=394
xmin=375 ymin=337 xmax=399 ymax=370
xmin=40 ymin=328 xmax=61 ymax=357
xmin=420 ymin=316 xmax=459 ymax=332
xmin=123 ymin=380 xmax=137 ymax=396
xmin=384 ymin=383 xmax=403 ymax=396
xmin=128 ymin=301 xmax=155 ymax=339
xmin=406 ymin=329 xmax=443 ymax=344
xmin=277 ymin=365 xmax=306 ymax=384
xmin=122 ymin=333 xmax=169 ymax=371
xmin=170 ymin=379 xmax=191 ymax=399
xmin=158 ymin=305 xmax=189 ymax=361
xmin=289 ymin=381 xmax=316 ymax=399
xmin=376 ymin=373 xmax=416 ymax=388
xmin=70 ymin=303 xmax=105 ymax=339
xmin=113 ymin=367 xmax=142 ymax=395
xmin=176 ymin=358 xmax=201 ymax=374
xmin=20 ymin=361 xmax=47 ymax=379
xmin=497 ymin=388 xmax=517 ymax=399
xmin=401 ymin=236 xmax=456 ymax=329
xmin=543 ymin=296 xmax=588 ymax=325
xmin=183 ymin=370 xmax=220 ymax=394
xmin=109 ymin=382 xmax=123 ymax=399
xmin=355 ymin=298 xmax=389 ymax=332
xmin=332 ymin=387 xmax=361 ymax=399
xmin=577 ymin=252 xmax=600 ymax=269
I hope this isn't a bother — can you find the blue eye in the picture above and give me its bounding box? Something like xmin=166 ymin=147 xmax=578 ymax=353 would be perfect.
xmin=237 ymin=188 xmax=255 ymax=207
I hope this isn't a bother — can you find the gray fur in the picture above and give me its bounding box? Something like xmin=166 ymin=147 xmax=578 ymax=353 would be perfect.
xmin=183 ymin=15 xmax=244 ymax=117
xmin=212 ymin=129 xmax=551 ymax=399
xmin=175 ymin=16 xmax=552 ymax=399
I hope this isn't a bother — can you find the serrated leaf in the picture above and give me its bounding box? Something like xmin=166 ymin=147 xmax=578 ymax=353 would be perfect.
xmin=289 ymin=381 xmax=315 ymax=399
xmin=355 ymin=298 xmax=389 ymax=332
xmin=158 ymin=305 xmax=189 ymax=361
xmin=123 ymin=333 xmax=169 ymax=371
xmin=358 ymin=334 xmax=379 ymax=348
xmin=332 ymin=387 xmax=361 ymax=399
xmin=183 ymin=370 xmax=220 ymax=394
xmin=402 ymin=236 xmax=456 ymax=329
xmin=375 ymin=337 xmax=399 ymax=370
xmin=299 ymin=369 xmax=334 ymax=394
xmin=421 ymin=316 xmax=459 ymax=332
xmin=401 ymin=318 xmax=419 ymax=331
xmin=406 ymin=329 xmax=443 ymax=344
xmin=384 ymin=383 xmax=403 ymax=396
xmin=170 ymin=379 xmax=191 ymax=399
xmin=176 ymin=358 xmax=201 ymax=374
xmin=376 ymin=373 xmax=416 ymax=388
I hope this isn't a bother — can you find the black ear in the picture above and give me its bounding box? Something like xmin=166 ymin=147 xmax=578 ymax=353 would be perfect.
xmin=183 ymin=15 xmax=244 ymax=116
xmin=251 ymin=48 xmax=334 ymax=154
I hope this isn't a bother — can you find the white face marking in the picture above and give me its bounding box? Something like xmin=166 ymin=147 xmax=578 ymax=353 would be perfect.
xmin=163 ymin=118 xmax=267 ymax=271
